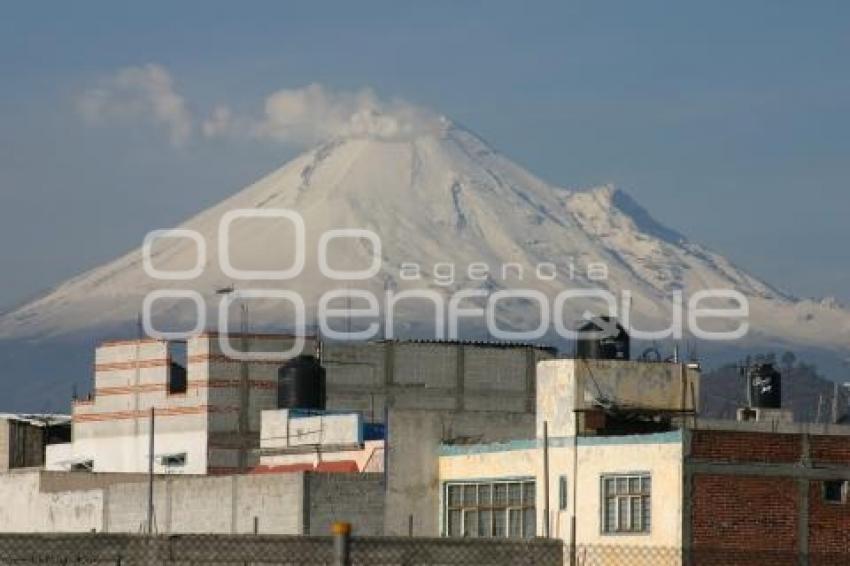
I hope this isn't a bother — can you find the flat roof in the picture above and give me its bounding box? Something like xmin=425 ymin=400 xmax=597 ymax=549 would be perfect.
xmin=690 ymin=418 xmax=850 ymax=437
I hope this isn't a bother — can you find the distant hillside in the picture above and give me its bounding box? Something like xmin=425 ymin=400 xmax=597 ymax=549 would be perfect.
xmin=700 ymin=353 xmax=849 ymax=422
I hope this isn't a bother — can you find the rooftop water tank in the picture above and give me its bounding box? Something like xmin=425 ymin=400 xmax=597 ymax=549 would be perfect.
xmin=576 ymin=317 xmax=630 ymax=361
xmin=748 ymin=363 xmax=782 ymax=409
xmin=277 ymin=355 xmax=326 ymax=410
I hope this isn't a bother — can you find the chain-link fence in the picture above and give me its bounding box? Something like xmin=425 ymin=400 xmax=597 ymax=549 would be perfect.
xmin=570 ymin=544 xmax=850 ymax=566
xmin=0 ymin=533 xmax=562 ymax=565
xmin=1 ymin=535 xmax=849 ymax=565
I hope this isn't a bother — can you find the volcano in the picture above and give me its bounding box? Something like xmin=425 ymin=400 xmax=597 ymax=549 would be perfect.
xmin=1 ymin=120 xmax=848 ymax=409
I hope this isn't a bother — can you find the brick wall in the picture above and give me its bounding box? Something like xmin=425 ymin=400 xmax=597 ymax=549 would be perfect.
xmin=809 ymin=481 xmax=850 ymax=555
xmin=691 ymin=474 xmax=799 ymax=553
xmin=810 ymin=436 xmax=850 ymax=466
xmin=688 ymin=428 xmax=850 ymax=560
xmin=689 ymin=429 xmax=800 ymax=463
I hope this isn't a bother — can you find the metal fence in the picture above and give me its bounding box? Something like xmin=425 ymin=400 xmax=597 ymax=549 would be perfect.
xmin=571 ymin=544 xmax=850 ymax=566
xmin=0 ymin=534 xmax=562 ymax=565
xmin=0 ymin=535 xmax=848 ymax=565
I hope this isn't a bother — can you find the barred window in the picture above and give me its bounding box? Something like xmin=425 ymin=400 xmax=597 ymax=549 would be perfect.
xmin=601 ymin=474 xmax=651 ymax=534
xmin=445 ymin=480 xmax=535 ymax=538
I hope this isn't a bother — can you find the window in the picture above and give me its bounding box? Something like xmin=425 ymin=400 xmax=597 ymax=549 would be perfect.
xmin=823 ymin=480 xmax=847 ymax=504
xmin=167 ymin=341 xmax=188 ymax=395
xmin=69 ymin=459 xmax=93 ymax=472
xmin=601 ymin=474 xmax=651 ymax=534
xmin=445 ymin=480 xmax=535 ymax=538
xmin=559 ymin=476 xmax=568 ymax=511
xmin=160 ymin=452 xmax=187 ymax=468
xmin=168 ymin=362 xmax=187 ymax=394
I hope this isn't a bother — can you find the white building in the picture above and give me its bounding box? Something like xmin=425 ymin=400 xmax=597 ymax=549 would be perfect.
xmin=47 ymin=333 xmax=316 ymax=475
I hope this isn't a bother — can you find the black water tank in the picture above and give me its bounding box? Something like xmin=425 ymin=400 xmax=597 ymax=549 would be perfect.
xmin=749 ymin=363 xmax=782 ymax=409
xmin=576 ymin=317 xmax=630 ymax=361
xmin=278 ymin=355 xmax=326 ymax=410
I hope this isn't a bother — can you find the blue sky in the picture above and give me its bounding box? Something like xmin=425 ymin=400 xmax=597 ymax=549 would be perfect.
xmin=1 ymin=1 xmax=848 ymax=310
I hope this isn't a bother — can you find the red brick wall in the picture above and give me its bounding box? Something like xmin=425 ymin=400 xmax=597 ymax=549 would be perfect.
xmin=691 ymin=474 xmax=799 ymax=552
xmin=809 ymin=482 xmax=850 ymax=555
xmin=690 ymin=430 xmax=801 ymax=463
xmin=810 ymin=436 xmax=850 ymax=466
xmin=689 ymin=430 xmax=850 ymax=560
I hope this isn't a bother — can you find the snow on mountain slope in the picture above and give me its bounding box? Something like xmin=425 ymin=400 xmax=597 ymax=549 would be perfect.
xmin=1 ymin=122 xmax=848 ymax=357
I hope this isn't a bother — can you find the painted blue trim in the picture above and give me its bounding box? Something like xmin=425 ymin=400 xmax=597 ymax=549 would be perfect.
xmin=578 ymin=430 xmax=682 ymax=446
xmin=438 ymin=430 xmax=682 ymax=456
xmin=439 ymin=439 xmax=537 ymax=456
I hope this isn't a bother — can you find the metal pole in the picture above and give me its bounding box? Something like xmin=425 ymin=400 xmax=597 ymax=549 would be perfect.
xmin=570 ymin=411 xmax=579 ymax=566
xmin=147 ymin=407 xmax=155 ymax=534
xmin=543 ymin=420 xmax=550 ymax=538
xmin=332 ymin=522 xmax=351 ymax=566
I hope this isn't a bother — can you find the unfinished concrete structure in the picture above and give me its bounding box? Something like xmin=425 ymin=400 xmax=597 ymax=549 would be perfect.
xmin=321 ymin=340 xmax=555 ymax=418
xmin=52 ymin=333 xmax=316 ymax=474
xmin=47 ymin=336 xmax=550 ymax=475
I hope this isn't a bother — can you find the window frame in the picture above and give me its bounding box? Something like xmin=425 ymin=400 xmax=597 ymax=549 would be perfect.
xmin=823 ymin=480 xmax=848 ymax=505
xmin=443 ymin=478 xmax=535 ymax=539
xmin=599 ymin=472 xmax=652 ymax=535
xmin=159 ymin=452 xmax=188 ymax=468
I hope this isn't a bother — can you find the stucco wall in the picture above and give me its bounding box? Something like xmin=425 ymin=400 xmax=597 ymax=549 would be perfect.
xmin=438 ymin=431 xmax=685 ymax=547
xmin=0 ymin=470 xmax=149 ymax=532
xmin=537 ymin=359 xmax=699 ymax=438
xmin=0 ymin=470 xmax=308 ymax=534
xmin=0 ymin=469 xmax=388 ymax=536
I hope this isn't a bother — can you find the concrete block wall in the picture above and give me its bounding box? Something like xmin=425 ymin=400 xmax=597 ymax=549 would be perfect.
xmin=104 ymin=473 xmax=306 ymax=534
xmin=305 ymin=472 xmax=385 ymax=535
xmin=200 ymin=334 xmax=317 ymax=473
xmin=322 ymin=341 xmax=554 ymax=421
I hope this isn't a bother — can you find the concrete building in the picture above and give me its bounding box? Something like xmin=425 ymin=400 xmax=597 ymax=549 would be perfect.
xmin=6 ymin=330 xmax=849 ymax=558
xmin=49 ymin=333 xmax=317 ymax=474
xmin=434 ymin=358 xmax=850 ymax=559
xmin=46 ymin=336 xmax=549 ymax=475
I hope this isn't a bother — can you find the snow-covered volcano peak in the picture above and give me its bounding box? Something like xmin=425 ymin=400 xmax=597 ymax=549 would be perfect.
xmin=0 ymin=121 xmax=848 ymax=363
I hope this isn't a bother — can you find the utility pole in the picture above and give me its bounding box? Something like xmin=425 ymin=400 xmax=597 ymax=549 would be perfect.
xmin=832 ymin=382 xmax=840 ymax=424
xmin=147 ymin=407 xmax=155 ymax=534
xmin=543 ymin=421 xmax=550 ymax=538
xmin=570 ymin=411 xmax=579 ymax=566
